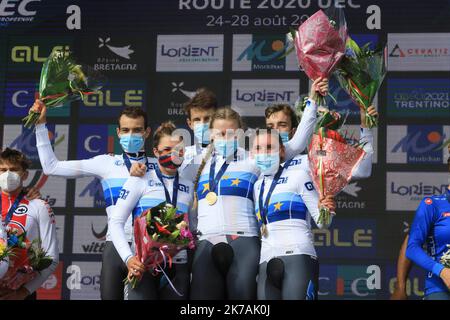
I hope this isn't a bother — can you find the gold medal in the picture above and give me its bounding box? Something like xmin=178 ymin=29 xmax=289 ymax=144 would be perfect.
xmin=261 ymin=224 xmax=268 ymax=238
xmin=205 ymin=192 xmax=218 ymax=206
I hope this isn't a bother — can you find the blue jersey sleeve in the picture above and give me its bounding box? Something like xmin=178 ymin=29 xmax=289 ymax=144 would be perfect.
xmin=406 ymin=198 xmax=445 ymax=278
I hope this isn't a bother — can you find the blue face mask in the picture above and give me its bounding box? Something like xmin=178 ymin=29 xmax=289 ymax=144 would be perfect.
xmin=194 ymin=123 xmax=210 ymax=145
xmin=255 ymin=153 xmax=280 ymax=175
xmin=214 ymin=138 xmax=237 ymax=158
xmin=120 ymin=134 xmax=144 ymax=153
xmin=279 ymin=131 xmax=290 ymax=144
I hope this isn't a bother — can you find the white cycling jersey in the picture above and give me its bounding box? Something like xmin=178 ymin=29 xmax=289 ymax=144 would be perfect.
xmin=180 ymin=99 xmax=319 ymax=241
xmin=254 ymin=154 xmax=328 ymax=264
xmin=35 ymin=123 xmax=157 ymax=242
xmin=1 ymin=193 xmax=59 ymax=294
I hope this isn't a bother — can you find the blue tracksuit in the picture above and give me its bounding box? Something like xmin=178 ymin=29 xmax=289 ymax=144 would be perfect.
xmin=406 ymin=188 xmax=450 ymax=296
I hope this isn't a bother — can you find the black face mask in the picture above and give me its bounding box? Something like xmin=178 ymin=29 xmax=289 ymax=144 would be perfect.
xmin=158 ymin=154 xmax=183 ymax=170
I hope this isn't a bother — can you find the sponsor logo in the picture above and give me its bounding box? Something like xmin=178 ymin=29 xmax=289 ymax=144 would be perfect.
xmin=0 ymin=0 xmax=41 ymax=27
xmin=313 ymin=219 xmax=375 ymax=258
xmin=387 ymin=125 xmax=450 ymax=164
xmin=387 ymin=79 xmax=450 ymax=118
xmin=80 ymin=81 xmax=145 ymax=117
xmin=231 ymin=79 xmax=299 ymax=117
xmin=3 ymin=81 xmax=70 ymax=117
xmin=2 ymin=124 xmax=68 ymax=163
xmin=72 ymin=216 xmax=107 ymax=254
xmin=36 ymin=263 xmax=63 ymax=300
xmin=11 ymin=45 xmax=69 ymax=63
xmin=442 ymin=212 xmax=450 ymax=217
xmin=232 ymin=34 xmax=297 ymax=71
xmin=319 ymin=265 xmax=379 ymax=299
xmin=75 ymin=177 xmax=106 ymax=208
xmin=55 ymin=215 xmax=64 ymax=254
xmin=156 ymin=35 xmax=224 ymax=72
xmin=94 ymin=37 xmax=137 ymax=72
xmin=76 ymin=124 xmax=121 ymax=159
xmin=154 ymin=77 xmax=224 ymax=120
xmin=22 ymin=170 xmax=67 ymax=207
xmin=388 ymin=33 xmax=450 ymax=71
xmin=384 ymin=265 xmax=425 ymax=299
xmin=425 ymin=198 xmax=433 ymax=205
xmin=91 ymin=222 xmax=107 ymax=241
xmin=67 ymin=262 xmax=101 ymax=300
xmin=14 ymin=205 xmax=27 ymax=215
xmin=386 ymin=172 xmax=447 ymax=211
xmin=167 ymin=81 xmax=196 ymax=117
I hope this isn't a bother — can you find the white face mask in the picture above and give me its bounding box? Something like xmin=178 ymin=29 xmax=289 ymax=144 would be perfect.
xmin=0 ymin=171 xmax=22 ymax=192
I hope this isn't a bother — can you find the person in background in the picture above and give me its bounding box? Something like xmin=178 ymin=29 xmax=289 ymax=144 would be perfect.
xmin=181 ymin=87 xmax=218 ymax=171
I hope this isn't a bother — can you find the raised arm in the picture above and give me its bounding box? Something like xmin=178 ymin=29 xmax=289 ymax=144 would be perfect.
xmin=284 ymin=78 xmax=328 ymax=159
xmin=34 ymin=102 xmax=110 ymax=178
xmin=350 ymin=106 xmax=377 ymax=180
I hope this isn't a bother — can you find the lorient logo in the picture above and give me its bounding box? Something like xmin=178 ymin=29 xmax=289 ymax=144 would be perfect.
xmin=231 ymin=79 xmax=299 ymax=117
xmin=156 ymin=35 xmax=224 ymax=72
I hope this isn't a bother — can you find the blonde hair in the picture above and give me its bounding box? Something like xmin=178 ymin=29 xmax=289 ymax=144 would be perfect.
xmin=192 ymin=107 xmax=244 ymax=209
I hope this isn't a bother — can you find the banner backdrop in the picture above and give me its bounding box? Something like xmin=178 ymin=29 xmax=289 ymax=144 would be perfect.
xmin=1 ymin=0 xmax=449 ymax=300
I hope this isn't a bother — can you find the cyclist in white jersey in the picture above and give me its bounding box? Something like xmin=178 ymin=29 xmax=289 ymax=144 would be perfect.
xmin=32 ymin=101 xmax=154 ymax=300
xmin=180 ymin=78 xmax=329 ymax=300
xmin=252 ymin=129 xmax=335 ymax=300
xmin=110 ymin=122 xmax=194 ymax=300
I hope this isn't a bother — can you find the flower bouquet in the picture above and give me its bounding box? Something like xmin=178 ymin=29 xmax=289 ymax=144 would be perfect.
xmin=333 ymin=37 xmax=387 ymax=128
xmin=0 ymin=228 xmax=53 ymax=290
xmin=308 ymin=127 xmax=366 ymax=226
xmin=22 ymin=48 xmax=106 ymax=128
xmin=126 ymin=202 xmax=195 ymax=294
xmin=288 ymin=8 xmax=348 ymax=107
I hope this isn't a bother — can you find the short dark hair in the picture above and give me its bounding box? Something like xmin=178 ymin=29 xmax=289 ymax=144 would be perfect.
xmin=184 ymin=87 xmax=218 ymax=119
xmin=0 ymin=148 xmax=32 ymax=171
xmin=118 ymin=106 xmax=148 ymax=128
xmin=265 ymin=104 xmax=299 ymax=129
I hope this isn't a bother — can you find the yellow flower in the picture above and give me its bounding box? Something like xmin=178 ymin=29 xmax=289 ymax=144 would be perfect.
xmin=0 ymin=240 xmax=7 ymax=256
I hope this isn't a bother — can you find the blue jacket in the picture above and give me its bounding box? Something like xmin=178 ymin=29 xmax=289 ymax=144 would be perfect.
xmin=406 ymin=188 xmax=450 ymax=296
